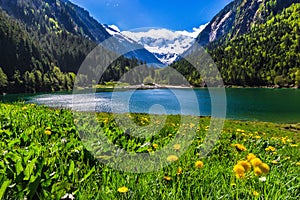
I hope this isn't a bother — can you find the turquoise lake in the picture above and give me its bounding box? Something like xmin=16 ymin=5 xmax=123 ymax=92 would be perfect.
xmin=1 ymin=88 xmax=300 ymax=123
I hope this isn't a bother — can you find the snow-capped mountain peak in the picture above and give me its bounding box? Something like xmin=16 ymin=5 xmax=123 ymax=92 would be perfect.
xmin=122 ymin=25 xmax=208 ymax=65
xmin=102 ymin=24 xmax=164 ymax=67
xmin=103 ymin=24 xmax=208 ymax=65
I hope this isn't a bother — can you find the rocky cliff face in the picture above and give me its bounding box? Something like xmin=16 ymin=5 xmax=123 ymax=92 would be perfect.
xmin=196 ymin=0 xmax=298 ymax=46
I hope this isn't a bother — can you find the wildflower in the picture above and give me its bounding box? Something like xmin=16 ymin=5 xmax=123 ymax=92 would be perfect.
xmin=259 ymin=176 xmax=267 ymax=182
xmin=22 ymin=106 xmax=28 ymax=111
xmin=233 ymin=165 xmax=245 ymax=174
xmin=251 ymin=158 xmax=262 ymax=167
xmin=45 ymin=130 xmax=51 ymax=135
xmin=177 ymin=167 xmax=183 ymax=175
xmin=236 ymin=129 xmax=242 ymax=132
xmin=117 ymin=186 xmax=129 ymax=193
xmin=247 ymin=153 xmax=256 ymax=161
xmin=61 ymin=193 xmax=75 ymax=200
xmin=195 ymin=161 xmax=204 ymax=168
xmin=167 ymin=155 xmax=179 ymax=162
xmin=147 ymin=148 xmax=153 ymax=153
xmin=281 ymin=137 xmax=287 ymax=144
xmin=235 ymin=173 xmax=245 ymax=179
xmin=232 ymin=144 xmax=247 ymax=152
xmin=164 ymin=176 xmax=172 ymax=181
xmin=61 ymin=138 xmax=67 ymax=144
xmin=173 ymin=144 xmax=181 ymax=150
xmin=255 ymin=136 xmax=261 ymax=139
xmin=296 ymin=162 xmax=300 ymax=166
xmin=259 ymin=163 xmax=270 ymax=174
xmin=271 ymin=160 xmax=279 ymax=164
xmin=254 ymin=167 xmax=263 ymax=177
xmin=152 ymin=144 xmax=158 ymax=149
xmin=265 ymin=146 xmax=276 ymax=152
xmin=237 ymin=161 xmax=251 ymax=172
xmin=253 ymin=191 xmax=259 ymax=197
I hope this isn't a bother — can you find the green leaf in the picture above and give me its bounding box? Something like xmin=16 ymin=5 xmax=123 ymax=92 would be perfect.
xmin=0 ymin=180 xmax=11 ymax=199
xmin=16 ymin=160 xmax=23 ymax=176
xmin=79 ymin=166 xmax=95 ymax=183
xmin=24 ymin=158 xmax=37 ymax=181
xmin=68 ymin=160 xmax=75 ymax=176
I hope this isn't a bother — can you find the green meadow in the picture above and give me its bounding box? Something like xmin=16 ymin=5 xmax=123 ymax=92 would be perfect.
xmin=0 ymin=103 xmax=299 ymax=199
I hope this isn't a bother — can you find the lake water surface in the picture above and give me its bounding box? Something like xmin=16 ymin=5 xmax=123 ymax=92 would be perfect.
xmin=1 ymin=88 xmax=300 ymax=123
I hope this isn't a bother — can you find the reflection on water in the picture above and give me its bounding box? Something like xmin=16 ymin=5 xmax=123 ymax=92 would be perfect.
xmin=1 ymin=88 xmax=300 ymax=123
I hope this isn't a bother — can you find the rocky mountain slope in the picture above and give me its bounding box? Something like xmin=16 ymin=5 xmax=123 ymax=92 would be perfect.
xmin=196 ymin=0 xmax=297 ymax=46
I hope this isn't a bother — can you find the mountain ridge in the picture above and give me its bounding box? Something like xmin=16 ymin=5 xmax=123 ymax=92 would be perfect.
xmin=121 ymin=25 xmax=207 ymax=65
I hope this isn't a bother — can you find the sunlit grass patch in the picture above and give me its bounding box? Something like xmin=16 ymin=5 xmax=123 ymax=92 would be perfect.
xmin=0 ymin=103 xmax=299 ymax=199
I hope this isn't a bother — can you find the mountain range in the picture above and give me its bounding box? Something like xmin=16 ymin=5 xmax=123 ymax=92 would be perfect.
xmin=0 ymin=0 xmax=299 ymax=93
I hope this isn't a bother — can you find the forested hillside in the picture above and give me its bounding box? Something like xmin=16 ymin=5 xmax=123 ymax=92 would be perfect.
xmin=0 ymin=0 xmax=146 ymax=93
xmin=172 ymin=1 xmax=300 ymax=87
xmin=211 ymin=3 xmax=300 ymax=87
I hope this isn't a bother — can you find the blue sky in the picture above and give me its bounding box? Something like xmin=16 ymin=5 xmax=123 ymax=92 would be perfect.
xmin=70 ymin=0 xmax=233 ymax=31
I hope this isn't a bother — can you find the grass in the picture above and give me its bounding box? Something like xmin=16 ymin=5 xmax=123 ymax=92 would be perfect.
xmin=0 ymin=103 xmax=299 ymax=199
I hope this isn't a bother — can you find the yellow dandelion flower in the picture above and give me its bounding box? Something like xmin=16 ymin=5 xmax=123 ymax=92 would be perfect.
xmin=247 ymin=153 xmax=256 ymax=161
xmin=237 ymin=161 xmax=251 ymax=172
xmin=195 ymin=161 xmax=204 ymax=168
xmin=177 ymin=167 xmax=183 ymax=175
xmin=265 ymin=146 xmax=276 ymax=152
xmin=147 ymin=148 xmax=153 ymax=153
xmin=253 ymin=191 xmax=259 ymax=197
xmin=164 ymin=176 xmax=172 ymax=181
xmin=235 ymin=173 xmax=245 ymax=179
xmin=167 ymin=155 xmax=179 ymax=162
xmin=45 ymin=130 xmax=51 ymax=135
xmin=232 ymin=144 xmax=247 ymax=152
xmin=117 ymin=186 xmax=129 ymax=193
xmin=251 ymin=158 xmax=262 ymax=167
xmin=152 ymin=144 xmax=158 ymax=149
xmin=22 ymin=106 xmax=28 ymax=110
xmin=255 ymin=136 xmax=261 ymax=139
xmin=295 ymin=162 xmax=300 ymax=166
xmin=254 ymin=167 xmax=263 ymax=176
xmin=236 ymin=128 xmax=242 ymax=132
xmin=173 ymin=144 xmax=181 ymax=150
xmin=281 ymin=137 xmax=287 ymax=144
xmin=259 ymin=163 xmax=270 ymax=174
xmin=233 ymin=164 xmax=245 ymax=174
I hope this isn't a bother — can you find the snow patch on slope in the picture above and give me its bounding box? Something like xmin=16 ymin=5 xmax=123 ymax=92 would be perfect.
xmin=122 ymin=24 xmax=208 ymax=65
xmin=210 ymin=11 xmax=232 ymax=42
